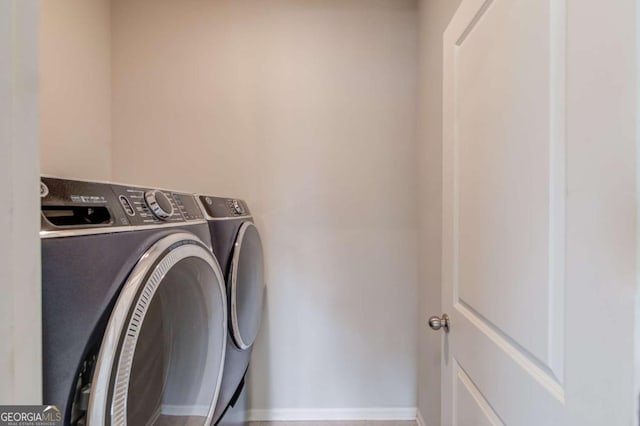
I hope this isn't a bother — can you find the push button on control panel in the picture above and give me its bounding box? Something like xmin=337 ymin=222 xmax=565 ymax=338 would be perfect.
xmin=172 ymin=193 xmax=203 ymax=221
xmin=119 ymin=195 xmax=136 ymax=217
xmin=232 ymin=200 xmax=244 ymax=215
xmin=226 ymin=199 xmax=245 ymax=215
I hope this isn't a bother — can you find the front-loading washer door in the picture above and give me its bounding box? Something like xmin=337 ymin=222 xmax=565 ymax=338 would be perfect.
xmin=87 ymin=232 xmax=227 ymax=426
xmin=229 ymin=222 xmax=265 ymax=350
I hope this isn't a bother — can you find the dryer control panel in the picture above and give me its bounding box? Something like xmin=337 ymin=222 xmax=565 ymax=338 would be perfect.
xmin=40 ymin=177 xmax=204 ymax=235
xmin=198 ymin=195 xmax=251 ymax=219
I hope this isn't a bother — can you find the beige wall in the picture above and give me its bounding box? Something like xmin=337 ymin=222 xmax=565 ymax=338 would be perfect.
xmin=416 ymin=0 xmax=461 ymax=424
xmin=0 ymin=0 xmax=41 ymax=404
xmin=39 ymin=0 xmax=112 ymax=180
xmin=111 ymin=0 xmax=420 ymax=415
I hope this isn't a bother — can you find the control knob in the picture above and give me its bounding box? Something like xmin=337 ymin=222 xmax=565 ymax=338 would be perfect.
xmin=144 ymin=190 xmax=174 ymax=220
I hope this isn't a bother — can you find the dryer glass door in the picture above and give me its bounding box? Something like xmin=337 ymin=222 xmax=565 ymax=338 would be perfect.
xmin=229 ymin=222 xmax=265 ymax=350
xmin=87 ymin=232 xmax=227 ymax=425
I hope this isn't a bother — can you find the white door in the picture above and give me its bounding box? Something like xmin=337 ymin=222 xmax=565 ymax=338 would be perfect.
xmin=439 ymin=0 xmax=637 ymax=425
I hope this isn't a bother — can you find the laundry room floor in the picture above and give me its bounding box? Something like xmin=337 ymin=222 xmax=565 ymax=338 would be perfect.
xmin=249 ymin=421 xmax=417 ymax=426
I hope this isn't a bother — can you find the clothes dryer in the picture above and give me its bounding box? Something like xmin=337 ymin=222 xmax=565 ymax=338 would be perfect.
xmin=41 ymin=177 xmax=227 ymax=426
xmin=197 ymin=196 xmax=265 ymax=425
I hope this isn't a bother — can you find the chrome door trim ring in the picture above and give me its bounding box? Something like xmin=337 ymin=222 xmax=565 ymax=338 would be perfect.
xmin=87 ymin=232 xmax=227 ymax=425
xmin=229 ymin=221 xmax=262 ymax=351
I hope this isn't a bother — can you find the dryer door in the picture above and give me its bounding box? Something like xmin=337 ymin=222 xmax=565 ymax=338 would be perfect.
xmin=87 ymin=232 xmax=227 ymax=425
xmin=229 ymin=222 xmax=265 ymax=350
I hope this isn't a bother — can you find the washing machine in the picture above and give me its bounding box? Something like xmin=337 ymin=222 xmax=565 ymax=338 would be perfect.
xmin=197 ymin=196 xmax=265 ymax=425
xmin=41 ymin=177 xmax=228 ymax=425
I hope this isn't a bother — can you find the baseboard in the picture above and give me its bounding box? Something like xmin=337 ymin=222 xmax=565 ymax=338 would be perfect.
xmin=248 ymin=407 xmax=417 ymax=422
xmin=415 ymin=409 xmax=427 ymax=426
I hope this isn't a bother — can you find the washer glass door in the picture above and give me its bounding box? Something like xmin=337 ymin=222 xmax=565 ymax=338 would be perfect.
xmin=87 ymin=232 xmax=227 ymax=425
xmin=229 ymin=222 xmax=265 ymax=350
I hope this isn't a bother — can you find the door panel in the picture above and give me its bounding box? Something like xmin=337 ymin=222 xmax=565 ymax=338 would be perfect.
xmin=442 ymin=0 xmax=566 ymax=423
xmin=441 ymin=0 xmax=637 ymax=424
xmin=454 ymin=361 xmax=503 ymax=426
xmin=455 ymin=0 xmax=559 ymax=368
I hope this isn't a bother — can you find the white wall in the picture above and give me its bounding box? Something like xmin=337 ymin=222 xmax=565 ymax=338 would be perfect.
xmin=111 ymin=0 xmax=420 ymax=416
xmin=416 ymin=1 xmax=461 ymax=424
xmin=0 ymin=0 xmax=42 ymax=404
xmin=39 ymin=0 xmax=112 ymax=180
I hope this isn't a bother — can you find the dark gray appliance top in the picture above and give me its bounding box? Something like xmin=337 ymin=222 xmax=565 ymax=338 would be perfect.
xmin=40 ymin=177 xmax=205 ymax=238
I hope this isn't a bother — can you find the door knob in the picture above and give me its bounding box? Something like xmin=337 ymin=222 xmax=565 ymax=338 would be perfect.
xmin=428 ymin=313 xmax=449 ymax=332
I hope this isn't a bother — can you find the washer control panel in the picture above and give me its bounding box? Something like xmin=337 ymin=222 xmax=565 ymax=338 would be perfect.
xmin=173 ymin=192 xmax=205 ymax=221
xmin=111 ymin=185 xmax=184 ymax=225
xmin=40 ymin=177 xmax=204 ymax=233
xmin=110 ymin=185 xmax=204 ymax=226
xmin=198 ymin=195 xmax=251 ymax=219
